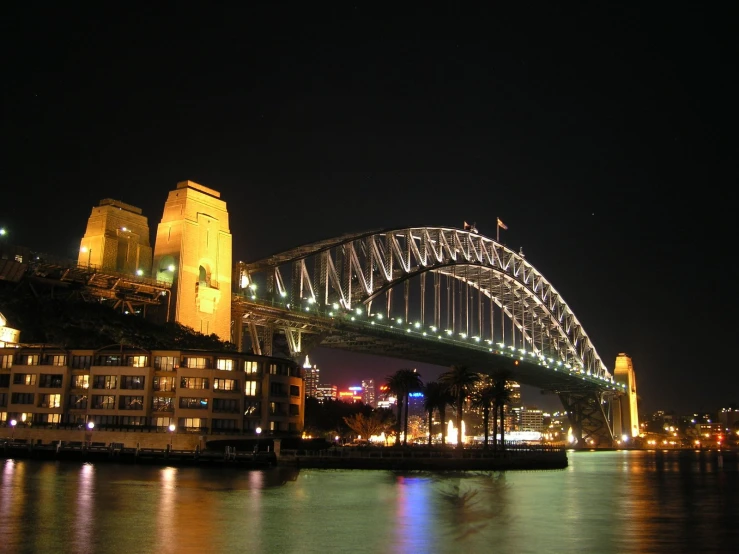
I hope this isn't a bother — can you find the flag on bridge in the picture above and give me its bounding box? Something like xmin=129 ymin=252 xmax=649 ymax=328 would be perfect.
xmin=497 ymin=217 xmax=508 ymax=230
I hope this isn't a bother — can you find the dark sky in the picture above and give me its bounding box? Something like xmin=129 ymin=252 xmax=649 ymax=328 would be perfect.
xmin=2 ymin=4 xmax=736 ymax=415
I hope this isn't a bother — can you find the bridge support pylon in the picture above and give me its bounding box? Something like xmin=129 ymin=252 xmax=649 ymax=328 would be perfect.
xmin=559 ymin=390 xmax=617 ymax=449
xmin=152 ymin=180 xmax=233 ymax=342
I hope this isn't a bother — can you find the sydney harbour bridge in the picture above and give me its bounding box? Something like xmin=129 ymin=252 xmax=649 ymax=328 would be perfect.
xmin=232 ymin=226 xmax=635 ymax=448
xmin=2 ymin=182 xmax=637 ymax=449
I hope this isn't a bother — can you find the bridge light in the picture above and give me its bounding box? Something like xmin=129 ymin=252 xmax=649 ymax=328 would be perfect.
xmin=355 ymin=307 xmax=361 ymax=314
xmin=430 ymin=326 xmax=436 ymax=332
xmin=248 ymin=282 xmax=256 ymax=290
xmin=280 ymin=291 xmax=287 ymax=297
xmin=332 ymin=303 xmax=339 ymax=310
xmin=514 ymin=360 xmax=519 ymax=366
xmin=446 ymin=329 xmax=453 ymax=335
xmin=396 ymin=318 xmax=403 ymax=324
xmin=498 ymin=342 xmax=505 ymax=348
xmin=414 ymin=322 xmax=421 ymax=328
xmin=460 ymin=333 xmax=467 ymax=339
xmin=376 ymin=314 xmax=383 ymax=320
xmin=308 ymin=297 xmax=316 ymax=304
xmin=474 ymin=336 xmax=480 ymax=342
xmin=136 ymin=269 xmax=143 ymax=276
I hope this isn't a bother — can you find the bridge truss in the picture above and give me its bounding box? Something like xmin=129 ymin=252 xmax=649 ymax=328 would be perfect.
xmin=235 ymin=226 xmax=627 ymax=447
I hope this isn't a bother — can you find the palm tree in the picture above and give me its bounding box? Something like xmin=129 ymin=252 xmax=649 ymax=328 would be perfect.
xmin=438 ymin=364 xmax=481 ymax=450
xmin=385 ymin=368 xmax=423 ymax=446
xmin=491 ymin=371 xmax=513 ymax=451
xmin=422 ymin=381 xmax=453 ymax=446
xmin=470 ymin=381 xmax=496 ymax=450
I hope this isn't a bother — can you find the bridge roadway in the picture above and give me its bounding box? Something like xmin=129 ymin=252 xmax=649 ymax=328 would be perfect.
xmin=232 ymin=294 xmax=624 ymax=397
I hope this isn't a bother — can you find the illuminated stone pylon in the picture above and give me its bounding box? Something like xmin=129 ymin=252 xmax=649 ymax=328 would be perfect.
xmin=613 ymin=352 xmax=640 ymax=439
xmin=152 ymin=181 xmax=232 ymax=342
xmin=78 ymin=198 xmax=152 ymax=273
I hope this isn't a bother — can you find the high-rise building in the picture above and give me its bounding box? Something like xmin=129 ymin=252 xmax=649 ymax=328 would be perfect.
xmin=315 ymin=384 xmax=337 ymax=403
xmin=303 ymin=355 xmax=320 ymax=398
xmin=361 ymin=379 xmax=375 ymax=406
xmin=519 ymin=407 xmax=544 ymax=432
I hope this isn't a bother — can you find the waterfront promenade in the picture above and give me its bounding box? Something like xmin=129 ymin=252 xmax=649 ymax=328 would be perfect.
xmin=1 ymin=438 xmax=568 ymax=471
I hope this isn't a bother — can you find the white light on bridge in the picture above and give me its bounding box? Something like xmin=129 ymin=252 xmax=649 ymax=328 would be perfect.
xmin=414 ymin=322 xmax=421 ymax=328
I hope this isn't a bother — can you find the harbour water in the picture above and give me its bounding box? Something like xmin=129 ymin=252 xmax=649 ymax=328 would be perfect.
xmin=1 ymin=449 xmax=737 ymax=553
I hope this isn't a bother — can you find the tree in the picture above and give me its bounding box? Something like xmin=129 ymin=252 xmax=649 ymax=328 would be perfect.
xmin=491 ymin=371 xmax=513 ymax=451
xmin=343 ymin=412 xmax=388 ymax=441
xmin=423 ymin=380 xmax=453 ymax=446
xmin=385 ymin=368 xmax=423 ymax=446
xmin=471 ymin=381 xmax=496 ymax=450
xmin=439 ymin=364 xmax=481 ymax=450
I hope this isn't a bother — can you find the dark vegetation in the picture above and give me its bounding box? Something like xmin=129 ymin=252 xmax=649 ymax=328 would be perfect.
xmin=0 ymin=278 xmax=235 ymax=351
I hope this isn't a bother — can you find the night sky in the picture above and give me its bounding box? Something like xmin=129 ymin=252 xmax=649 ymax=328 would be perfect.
xmin=2 ymin=4 xmax=736 ymax=414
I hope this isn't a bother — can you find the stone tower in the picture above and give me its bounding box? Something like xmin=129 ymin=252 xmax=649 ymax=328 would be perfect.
xmin=613 ymin=352 xmax=640 ymax=439
xmin=78 ymin=199 xmax=152 ymax=274
xmin=152 ymin=181 xmax=232 ymax=341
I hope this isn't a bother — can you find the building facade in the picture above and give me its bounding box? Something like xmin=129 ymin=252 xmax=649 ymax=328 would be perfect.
xmin=361 ymin=379 xmax=375 ymax=407
xmin=0 ymin=345 xmax=303 ymax=440
xmin=303 ymin=355 xmax=320 ymax=398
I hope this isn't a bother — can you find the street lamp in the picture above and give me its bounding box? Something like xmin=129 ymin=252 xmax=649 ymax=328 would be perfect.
xmin=169 ymin=423 xmax=176 ymax=449
xmin=255 ymin=426 xmax=262 ymax=455
xmin=87 ymin=421 xmax=95 ymax=446
xmin=81 ymin=246 xmax=92 ymax=267
xmin=10 ymin=419 xmax=16 ymax=441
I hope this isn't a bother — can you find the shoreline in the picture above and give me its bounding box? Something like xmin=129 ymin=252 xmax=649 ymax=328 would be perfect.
xmin=1 ymin=440 xmax=569 ymax=471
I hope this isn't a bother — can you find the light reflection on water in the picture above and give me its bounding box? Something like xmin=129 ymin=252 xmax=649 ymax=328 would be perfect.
xmin=1 ymin=450 xmax=737 ymax=553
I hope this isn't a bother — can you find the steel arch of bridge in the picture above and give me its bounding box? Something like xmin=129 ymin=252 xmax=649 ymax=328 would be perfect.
xmin=239 ymin=226 xmax=612 ymax=382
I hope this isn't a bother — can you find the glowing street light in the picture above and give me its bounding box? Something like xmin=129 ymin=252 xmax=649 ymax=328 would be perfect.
xmin=81 ymin=246 xmax=92 ymax=267
xmin=169 ymin=423 xmax=176 ymax=449
xmin=255 ymin=426 xmax=262 ymax=455
xmin=10 ymin=419 xmax=17 ymax=441
xmin=87 ymin=421 xmax=95 ymax=447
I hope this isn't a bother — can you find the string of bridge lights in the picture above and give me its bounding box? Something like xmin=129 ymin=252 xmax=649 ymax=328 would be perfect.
xmin=242 ymin=282 xmax=625 ymax=392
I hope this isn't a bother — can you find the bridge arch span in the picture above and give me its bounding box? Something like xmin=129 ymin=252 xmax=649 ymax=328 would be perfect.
xmin=240 ymin=226 xmax=612 ymax=381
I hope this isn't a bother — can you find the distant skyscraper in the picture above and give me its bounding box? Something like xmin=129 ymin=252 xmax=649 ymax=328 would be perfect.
xmin=361 ymin=379 xmax=375 ymax=407
xmin=519 ymin=407 xmax=544 ymax=432
xmin=315 ymin=384 xmax=337 ymax=403
xmin=303 ymin=355 xmax=320 ymax=398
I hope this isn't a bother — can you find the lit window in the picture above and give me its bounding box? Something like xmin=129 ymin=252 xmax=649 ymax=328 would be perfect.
xmin=216 ymin=359 xmax=234 ymax=371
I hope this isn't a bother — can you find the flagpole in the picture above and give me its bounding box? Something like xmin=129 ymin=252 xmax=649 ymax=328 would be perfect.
xmin=497 ymin=223 xmax=499 ymax=242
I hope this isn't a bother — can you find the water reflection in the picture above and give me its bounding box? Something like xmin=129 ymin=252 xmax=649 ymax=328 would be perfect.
xmin=0 ymin=451 xmax=737 ymax=553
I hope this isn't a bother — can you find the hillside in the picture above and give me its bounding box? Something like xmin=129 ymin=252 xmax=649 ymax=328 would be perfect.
xmin=0 ymin=278 xmax=235 ymax=351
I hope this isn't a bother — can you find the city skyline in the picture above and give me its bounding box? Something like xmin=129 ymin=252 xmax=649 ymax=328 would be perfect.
xmin=2 ymin=5 xmax=735 ymax=414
